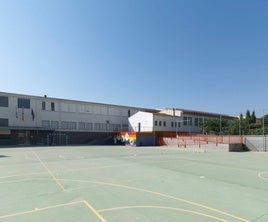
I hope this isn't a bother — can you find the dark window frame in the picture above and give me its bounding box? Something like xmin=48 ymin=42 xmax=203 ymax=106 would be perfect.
xmin=0 ymin=118 xmax=8 ymax=127
xmin=18 ymin=98 xmax=30 ymax=109
xmin=42 ymin=101 xmax=46 ymax=110
xmin=51 ymin=102 xmax=55 ymax=111
xmin=0 ymin=96 xmax=8 ymax=107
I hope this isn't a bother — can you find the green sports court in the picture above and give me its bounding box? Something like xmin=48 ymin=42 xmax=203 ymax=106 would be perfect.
xmin=1 ymin=145 xmax=268 ymax=222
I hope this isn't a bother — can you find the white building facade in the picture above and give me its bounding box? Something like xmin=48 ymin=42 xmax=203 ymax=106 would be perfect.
xmin=129 ymin=109 xmax=233 ymax=134
xmin=0 ymin=92 xmax=154 ymax=145
xmin=0 ymin=92 xmax=233 ymax=146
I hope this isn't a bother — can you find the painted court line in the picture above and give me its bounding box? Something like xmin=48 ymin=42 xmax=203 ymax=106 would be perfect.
xmin=0 ymin=177 xmax=249 ymax=221
xmin=57 ymin=178 xmax=249 ymax=222
xmin=258 ymin=172 xmax=268 ymax=181
xmin=0 ymin=200 xmax=107 ymax=222
xmin=83 ymin=200 xmax=107 ymax=222
xmin=31 ymin=151 xmax=65 ymax=191
xmin=99 ymin=205 xmax=228 ymax=222
xmin=0 ymin=200 xmax=83 ymax=219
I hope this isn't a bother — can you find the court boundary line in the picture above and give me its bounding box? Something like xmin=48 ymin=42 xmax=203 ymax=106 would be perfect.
xmin=258 ymin=171 xmax=268 ymax=181
xmin=0 ymin=200 xmax=83 ymax=219
xmin=0 ymin=177 xmax=250 ymax=221
xmin=58 ymin=178 xmax=250 ymax=222
xmin=99 ymin=205 xmax=228 ymax=222
xmin=0 ymin=200 xmax=107 ymax=222
xmin=31 ymin=151 xmax=65 ymax=191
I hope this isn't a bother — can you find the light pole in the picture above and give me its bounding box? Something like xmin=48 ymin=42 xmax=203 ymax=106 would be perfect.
xmin=237 ymin=115 xmax=243 ymax=136
xmin=239 ymin=118 xmax=241 ymax=136
xmin=219 ymin=115 xmax=222 ymax=135
xmin=263 ymin=110 xmax=266 ymax=152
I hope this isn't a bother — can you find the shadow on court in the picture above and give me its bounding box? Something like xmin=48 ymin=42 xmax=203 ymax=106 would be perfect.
xmin=0 ymin=155 xmax=10 ymax=158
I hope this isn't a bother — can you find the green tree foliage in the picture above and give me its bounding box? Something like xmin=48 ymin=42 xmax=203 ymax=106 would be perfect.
xmin=199 ymin=118 xmax=230 ymax=135
xmin=199 ymin=110 xmax=267 ymax=135
xmin=229 ymin=110 xmax=263 ymax=135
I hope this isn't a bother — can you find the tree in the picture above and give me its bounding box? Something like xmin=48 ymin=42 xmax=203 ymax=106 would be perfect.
xmin=199 ymin=118 xmax=230 ymax=135
xmin=229 ymin=110 xmax=259 ymax=135
xmin=198 ymin=110 xmax=266 ymax=135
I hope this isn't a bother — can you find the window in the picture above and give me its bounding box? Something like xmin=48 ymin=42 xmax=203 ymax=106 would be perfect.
xmin=69 ymin=122 xmax=77 ymax=130
xmin=195 ymin=118 xmax=203 ymax=127
xmin=51 ymin=102 xmax=55 ymax=111
xmin=171 ymin=122 xmax=174 ymax=127
xmin=175 ymin=122 xmax=177 ymax=127
xmin=42 ymin=120 xmax=50 ymax=129
xmin=177 ymin=122 xmax=181 ymax=127
xmin=183 ymin=117 xmax=188 ymax=126
xmin=94 ymin=123 xmax=107 ymax=130
xmin=128 ymin=110 xmax=131 ymax=117
xmin=61 ymin=121 xmax=69 ymax=129
xmin=0 ymin=118 xmax=8 ymax=126
xmin=155 ymin=121 xmax=158 ymax=126
xmin=163 ymin=121 xmax=166 ymax=127
xmin=42 ymin=101 xmax=46 ymax=110
xmin=18 ymin=98 xmax=30 ymax=109
xmin=51 ymin=121 xmax=59 ymax=129
xmin=0 ymin=96 xmax=8 ymax=107
xmin=195 ymin=118 xmax=199 ymax=126
xmin=159 ymin=121 xmax=162 ymax=126
xmin=188 ymin=117 xmax=192 ymax=126
xmin=79 ymin=122 xmax=85 ymax=130
xmin=69 ymin=104 xmax=76 ymax=112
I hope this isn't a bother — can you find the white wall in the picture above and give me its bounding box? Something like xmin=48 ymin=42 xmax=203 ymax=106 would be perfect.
xmin=0 ymin=92 xmax=142 ymax=132
xmin=129 ymin=111 xmax=153 ymax=132
xmin=159 ymin=109 xmax=182 ymax=117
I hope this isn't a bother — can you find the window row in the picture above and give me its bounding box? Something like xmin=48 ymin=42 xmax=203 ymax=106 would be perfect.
xmin=154 ymin=121 xmax=167 ymax=127
xmin=42 ymin=101 xmax=55 ymax=111
xmin=42 ymin=121 xmax=121 ymax=131
xmin=41 ymin=101 xmax=132 ymax=116
xmin=0 ymin=97 xmax=31 ymax=109
xmin=0 ymin=96 xmax=132 ymax=116
xmin=154 ymin=117 xmax=205 ymax=128
xmin=155 ymin=121 xmax=181 ymax=128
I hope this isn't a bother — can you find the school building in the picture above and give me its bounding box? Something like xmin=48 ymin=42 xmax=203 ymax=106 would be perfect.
xmin=0 ymin=92 xmax=233 ymax=146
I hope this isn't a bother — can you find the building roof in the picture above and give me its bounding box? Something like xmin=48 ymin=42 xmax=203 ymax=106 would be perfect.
xmin=0 ymin=91 xmax=157 ymax=112
xmin=164 ymin=108 xmax=234 ymax=119
xmin=1 ymin=91 xmax=234 ymax=119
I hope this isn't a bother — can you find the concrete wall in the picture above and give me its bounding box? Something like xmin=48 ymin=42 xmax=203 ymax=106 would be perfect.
xmin=229 ymin=143 xmax=249 ymax=152
xmin=129 ymin=111 xmax=153 ymax=132
xmin=244 ymin=136 xmax=268 ymax=152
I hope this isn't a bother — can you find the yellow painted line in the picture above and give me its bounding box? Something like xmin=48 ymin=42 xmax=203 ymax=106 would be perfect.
xmin=0 ymin=178 xmax=59 ymax=185
xmin=83 ymin=200 xmax=107 ymax=222
xmin=0 ymin=178 xmax=31 ymax=184
xmin=0 ymin=172 xmax=47 ymax=179
xmin=0 ymin=200 xmax=83 ymax=219
xmin=258 ymin=172 xmax=268 ymax=181
xmin=58 ymin=178 xmax=249 ymax=222
xmin=31 ymin=151 xmax=65 ymax=191
xmin=0 ymin=176 xmax=249 ymax=222
xmin=99 ymin=205 xmax=228 ymax=222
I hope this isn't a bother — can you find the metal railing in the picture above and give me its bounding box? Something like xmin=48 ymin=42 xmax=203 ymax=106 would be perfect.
xmin=159 ymin=134 xmax=243 ymax=147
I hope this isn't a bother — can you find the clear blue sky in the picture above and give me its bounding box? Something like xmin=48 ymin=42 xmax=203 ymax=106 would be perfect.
xmin=1 ymin=0 xmax=268 ymax=116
